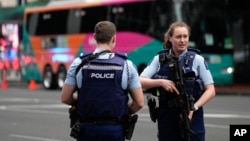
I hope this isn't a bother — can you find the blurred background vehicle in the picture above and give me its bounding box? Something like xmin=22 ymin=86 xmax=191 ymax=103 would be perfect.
xmin=1 ymin=0 xmax=250 ymax=89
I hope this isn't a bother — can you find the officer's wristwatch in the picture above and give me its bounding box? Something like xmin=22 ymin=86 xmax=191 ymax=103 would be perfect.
xmin=194 ymin=104 xmax=199 ymax=111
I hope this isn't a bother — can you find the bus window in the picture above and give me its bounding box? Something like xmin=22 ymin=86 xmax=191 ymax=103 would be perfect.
xmin=113 ymin=2 xmax=151 ymax=32
xmin=182 ymin=0 xmax=231 ymax=53
xmin=42 ymin=37 xmax=57 ymax=49
xmin=27 ymin=9 xmax=69 ymax=35
xmin=79 ymin=7 xmax=107 ymax=33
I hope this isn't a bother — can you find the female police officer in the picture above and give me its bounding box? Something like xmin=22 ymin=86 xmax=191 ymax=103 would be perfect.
xmin=140 ymin=21 xmax=215 ymax=141
xmin=61 ymin=21 xmax=144 ymax=141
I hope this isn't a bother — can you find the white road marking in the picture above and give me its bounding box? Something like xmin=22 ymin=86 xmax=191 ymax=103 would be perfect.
xmin=1 ymin=103 xmax=250 ymax=119
xmin=205 ymin=124 xmax=228 ymax=129
xmin=0 ymin=98 xmax=40 ymax=102
xmin=2 ymin=104 xmax=69 ymax=109
xmin=9 ymin=134 xmax=65 ymax=141
xmin=204 ymin=113 xmax=250 ymax=119
xmin=138 ymin=113 xmax=250 ymax=119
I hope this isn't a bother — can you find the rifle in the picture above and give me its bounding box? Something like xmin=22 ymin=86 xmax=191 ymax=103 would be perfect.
xmin=167 ymin=55 xmax=195 ymax=141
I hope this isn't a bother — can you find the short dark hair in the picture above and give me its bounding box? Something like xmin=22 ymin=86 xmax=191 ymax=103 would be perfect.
xmin=94 ymin=21 xmax=116 ymax=44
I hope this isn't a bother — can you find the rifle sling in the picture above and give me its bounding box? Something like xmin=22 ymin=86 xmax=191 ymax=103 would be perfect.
xmin=75 ymin=50 xmax=111 ymax=75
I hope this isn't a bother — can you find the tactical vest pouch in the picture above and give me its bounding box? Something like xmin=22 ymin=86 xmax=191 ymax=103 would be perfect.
xmin=184 ymin=78 xmax=204 ymax=98
xmin=194 ymin=79 xmax=205 ymax=95
xmin=194 ymin=79 xmax=205 ymax=97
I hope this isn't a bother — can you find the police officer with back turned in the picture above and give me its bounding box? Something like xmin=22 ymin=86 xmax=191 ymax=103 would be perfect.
xmin=61 ymin=21 xmax=144 ymax=141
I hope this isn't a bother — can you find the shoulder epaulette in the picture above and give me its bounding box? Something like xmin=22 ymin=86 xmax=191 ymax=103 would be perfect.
xmin=187 ymin=48 xmax=200 ymax=54
xmin=115 ymin=52 xmax=127 ymax=60
xmin=158 ymin=49 xmax=170 ymax=54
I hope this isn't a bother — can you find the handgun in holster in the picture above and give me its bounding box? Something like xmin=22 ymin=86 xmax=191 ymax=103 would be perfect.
xmin=123 ymin=114 xmax=138 ymax=140
xmin=147 ymin=95 xmax=158 ymax=122
xmin=70 ymin=119 xmax=82 ymax=139
xmin=68 ymin=104 xmax=82 ymax=139
xmin=69 ymin=104 xmax=78 ymax=128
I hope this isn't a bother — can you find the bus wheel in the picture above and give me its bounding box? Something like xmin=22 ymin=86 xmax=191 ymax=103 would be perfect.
xmin=43 ymin=66 xmax=56 ymax=89
xmin=57 ymin=66 xmax=66 ymax=89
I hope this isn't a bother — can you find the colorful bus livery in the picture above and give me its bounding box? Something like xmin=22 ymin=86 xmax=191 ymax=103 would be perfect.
xmin=23 ymin=0 xmax=235 ymax=89
xmin=83 ymin=31 xmax=162 ymax=73
xmin=23 ymin=0 xmax=162 ymax=89
xmin=22 ymin=31 xmax=161 ymax=89
xmin=22 ymin=34 xmax=83 ymax=89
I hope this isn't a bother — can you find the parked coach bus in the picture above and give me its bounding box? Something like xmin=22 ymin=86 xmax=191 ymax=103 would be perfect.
xmin=22 ymin=0 xmax=234 ymax=89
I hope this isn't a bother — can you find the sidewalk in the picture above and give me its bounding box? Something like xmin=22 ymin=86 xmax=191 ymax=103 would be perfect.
xmin=215 ymin=84 xmax=250 ymax=95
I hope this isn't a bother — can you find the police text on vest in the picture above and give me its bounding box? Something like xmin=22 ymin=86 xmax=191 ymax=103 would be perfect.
xmin=90 ymin=73 xmax=114 ymax=79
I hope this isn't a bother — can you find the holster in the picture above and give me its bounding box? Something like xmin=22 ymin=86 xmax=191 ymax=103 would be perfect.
xmin=123 ymin=114 xmax=138 ymax=140
xmin=69 ymin=105 xmax=82 ymax=139
xmin=69 ymin=105 xmax=79 ymax=128
xmin=147 ymin=95 xmax=158 ymax=122
xmin=70 ymin=119 xmax=83 ymax=139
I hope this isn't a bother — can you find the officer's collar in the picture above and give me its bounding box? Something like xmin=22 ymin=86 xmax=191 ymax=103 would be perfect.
xmin=94 ymin=48 xmax=113 ymax=59
xmin=94 ymin=48 xmax=108 ymax=53
xmin=169 ymin=49 xmax=188 ymax=60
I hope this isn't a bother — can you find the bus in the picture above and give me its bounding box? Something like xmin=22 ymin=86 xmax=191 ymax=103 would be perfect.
xmin=22 ymin=0 xmax=236 ymax=89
